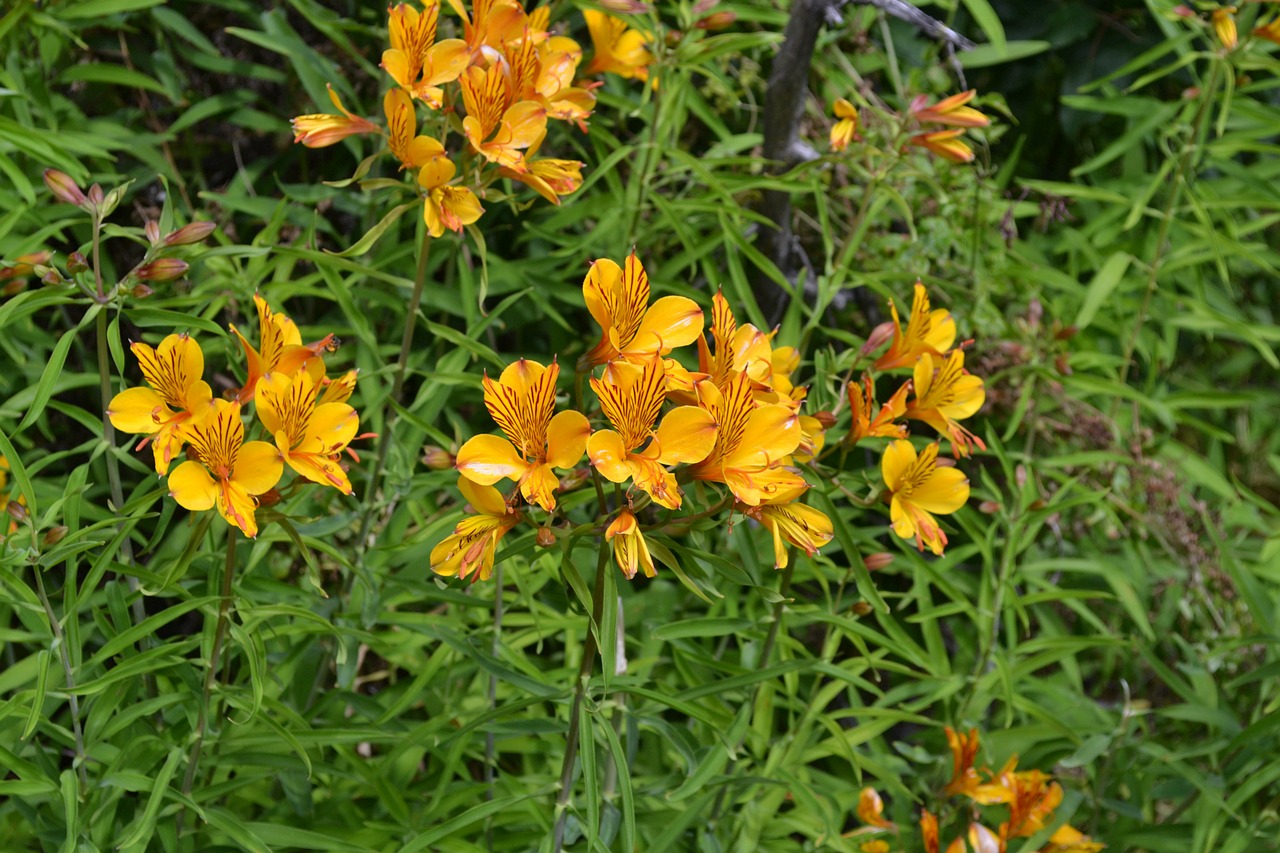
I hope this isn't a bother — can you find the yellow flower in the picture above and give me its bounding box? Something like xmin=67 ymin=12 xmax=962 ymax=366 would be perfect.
xmin=384 ymin=89 xmax=444 ymax=170
xmin=455 ymin=359 xmax=590 ymax=511
xmin=1213 ymin=7 xmax=1238 ymax=51
xmin=417 ymin=152 xmax=485 ymax=237
xmin=921 ymin=810 xmax=940 ymax=853
xmin=830 ymin=98 xmax=860 ymax=151
xmin=581 ymin=251 xmax=704 ymax=369
xmin=906 ymin=350 xmax=986 ymax=457
xmin=909 ymin=129 xmax=975 ymax=164
xmin=740 ymin=486 xmax=833 ymax=569
xmin=498 ymin=130 xmax=584 ymax=205
xmin=1255 ymin=16 xmax=1280 ymax=45
xmin=605 ymin=508 xmax=655 ymax=579
xmin=1000 ymin=769 xmax=1063 ymax=839
xmin=910 ymin=90 xmax=991 ymax=128
xmin=0 ymin=456 xmax=24 ymax=538
xmin=319 ymin=369 xmax=359 ymax=405
xmin=881 ymin=440 xmax=968 ymax=555
xmin=255 ymin=371 xmax=360 ymax=494
xmin=855 ymin=787 xmax=895 ymax=829
xmin=944 ymin=823 xmax=1000 ymax=853
xmin=430 ymin=476 xmax=520 ymax=582
xmin=507 ymin=34 xmax=596 ymax=127
xmin=382 ymin=2 xmax=469 ymax=108
xmin=847 ymin=374 xmax=908 ymax=446
xmin=448 ymin=0 xmax=529 ymax=61
xmin=229 ymin=295 xmax=331 ymax=404
xmin=168 ymin=400 xmax=283 ymax=538
xmin=872 ymin=282 xmax=956 ymax=371
xmin=291 ymin=84 xmax=380 ymax=148
xmin=461 ymin=63 xmax=547 ymax=173
xmin=1045 ymin=824 xmax=1106 ymax=852
xmin=944 ymin=726 xmax=982 ymax=797
xmin=107 ymin=334 xmax=213 ymax=475
xmin=692 ymin=288 xmax=772 ymax=394
xmin=583 ymin=10 xmax=652 ymax=80
xmin=588 ymin=356 xmax=717 ymax=509
xmin=859 ymin=842 xmax=890 ymax=853
xmin=688 ymin=371 xmax=805 ymax=506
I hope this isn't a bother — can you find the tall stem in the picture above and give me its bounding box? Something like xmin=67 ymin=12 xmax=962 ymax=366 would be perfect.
xmin=33 ymin=569 xmax=89 ymax=793
xmin=552 ymin=544 xmax=610 ymax=852
xmin=357 ymin=231 xmax=433 ymax=547
xmin=177 ymin=527 xmax=237 ymax=836
xmin=483 ymin=562 xmax=504 ymax=850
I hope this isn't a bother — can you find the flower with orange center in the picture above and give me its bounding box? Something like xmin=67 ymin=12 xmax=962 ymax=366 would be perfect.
xmin=255 ymin=371 xmax=360 ymax=494
xmin=881 ymin=440 xmax=968 ymax=555
xmin=168 ymin=400 xmax=283 ymax=538
xmin=921 ymin=810 xmax=940 ymax=853
xmin=382 ymin=2 xmax=469 ymax=108
xmin=906 ymin=350 xmax=986 ymax=457
xmin=415 ymin=146 xmax=484 ymax=236
xmin=1213 ymin=7 xmax=1238 ymax=51
xmin=455 ymin=359 xmax=590 ymax=511
xmin=498 ymin=130 xmax=584 ymax=205
xmin=230 ymin=295 xmax=331 ymax=404
xmin=584 ymin=10 xmax=652 ymax=80
xmin=945 ymin=823 xmax=1000 ymax=853
xmin=910 ymin=90 xmax=991 ymax=128
xmin=872 ymin=282 xmax=956 ymax=371
xmin=507 ymin=34 xmax=596 ymax=128
xmin=688 ymin=371 xmax=805 ymax=506
xmin=291 ymin=84 xmax=380 ymax=148
xmin=588 ymin=356 xmax=717 ymax=509
xmin=581 ymin=251 xmax=705 ymax=370
xmin=431 ymin=476 xmax=521 ymax=582
xmin=385 ymin=89 xmax=445 ymax=170
xmin=909 ymin=129 xmax=975 ymax=164
xmin=855 ymin=787 xmax=895 ymax=830
xmin=107 ymin=334 xmax=213 ymax=475
xmin=460 ymin=63 xmax=547 ymax=173
xmin=830 ymin=98 xmax=860 ymax=151
xmin=999 ymin=769 xmax=1063 ymax=839
xmin=847 ymin=374 xmax=908 ymax=445
xmin=944 ymin=726 xmax=982 ymax=797
xmin=605 ymin=507 xmax=655 ymax=579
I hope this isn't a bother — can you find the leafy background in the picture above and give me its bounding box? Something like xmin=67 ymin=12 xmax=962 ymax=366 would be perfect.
xmin=1 ymin=0 xmax=1278 ymax=850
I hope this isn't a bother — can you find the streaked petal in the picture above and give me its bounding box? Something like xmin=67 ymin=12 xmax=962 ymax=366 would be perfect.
xmin=881 ymin=439 xmax=917 ymax=491
xmin=216 ymin=479 xmax=261 ymax=538
xmin=519 ymin=462 xmax=560 ymax=511
xmin=910 ymin=467 xmax=969 ymax=514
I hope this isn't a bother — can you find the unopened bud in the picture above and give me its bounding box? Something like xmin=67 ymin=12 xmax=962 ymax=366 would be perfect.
xmin=935 ymin=456 xmax=956 ymax=468
xmin=257 ymin=488 xmax=283 ymax=508
xmin=40 ymin=268 xmax=63 ymax=287
xmin=67 ymin=252 xmax=89 ymax=275
xmin=131 ymin=283 xmax=155 ymax=299
xmin=43 ymin=169 xmax=87 ymax=207
xmin=1055 ymin=354 xmax=1072 ymax=376
xmin=558 ymin=467 xmax=590 ymax=492
xmin=144 ymin=220 xmax=161 ymax=246
xmin=1173 ymin=4 xmax=1194 ymax=17
xmin=164 ymin=221 xmax=217 ymax=247
xmin=599 ymin=0 xmax=650 ymax=13
xmin=692 ymin=0 xmax=716 ymax=12
xmin=1054 ymin=324 xmax=1078 ymax=341
xmin=7 ymin=499 xmax=28 ymax=523
xmin=535 ymin=526 xmax=556 ymax=548
xmin=422 ymin=446 xmax=455 ymax=470
xmin=812 ymin=410 xmax=837 ymax=430
xmin=42 ymin=526 xmax=68 ymax=547
xmin=851 ymin=601 xmax=873 ymax=617
xmin=136 ymin=258 xmax=189 ymax=282
xmin=1028 ymin=499 xmax=1047 ymax=512
xmin=861 ymin=321 xmax=894 ymax=356
xmin=2 ymin=279 xmax=24 ymax=296
xmin=695 ymin=10 xmax=736 ymax=29
xmin=87 ymin=184 xmax=105 ymax=206
xmin=863 ymin=552 xmax=894 ymax=571
xmin=978 ymin=500 xmax=1000 ymax=514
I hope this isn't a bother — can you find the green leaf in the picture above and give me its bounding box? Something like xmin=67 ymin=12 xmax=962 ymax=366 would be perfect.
xmin=959 ymin=40 xmax=1050 ymax=68
xmin=324 ymin=201 xmax=417 ymax=257
xmin=1073 ymin=252 xmax=1132 ymax=331
xmin=57 ymin=0 xmax=163 ymax=18
xmin=959 ymin=0 xmax=1007 ymax=52
xmin=15 ymin=325 xmax=78 ymax=434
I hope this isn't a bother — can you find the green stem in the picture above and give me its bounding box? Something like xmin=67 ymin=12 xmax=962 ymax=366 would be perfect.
xmin=956 ymin=516 xmax=1020 ymax=723
xmin=484 ymin=563 xmax=504 ymax=849
xmin=177 ymin=526 xmax=237 ymax=836
xmin=33 ymin=568 xmax=89 ymax=793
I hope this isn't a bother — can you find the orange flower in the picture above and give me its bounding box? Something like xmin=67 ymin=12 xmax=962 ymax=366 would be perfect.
xmin=107 ymin=334 xmax=213 ymax=475
xmin=1045 ymin=824 xmax=1106 ymax=852
xmin=382 ymin=2 xmax=469 ymax=108
xmin=872 ymin=282 xmax=956 ymax=371
xmin=460 ymin=62 xmax=547 ymax=172
xmin=921 ymin=810 xmax=940 ymax=853
xmin=944 ymin=823 xmax=1000 ymax=853
xmin=855 ymin=787 xmax=895 ymax=829
xmin=416 ymin=149 xmax=485 ymax=237
xmin=168 ymin=401 xmax=283 ymax=538
xmin=944 ymin=726 xmax=982 ymax=797
xmin=448 ymin=0 xmax=528 ymax=61
xmin=909 ymin=129 xmax=975 ymax=164
xmin=1255 ymin=16 xmax=1280 ymax=44
xmin=385 ymin=89 xmax=445 ymax=170
xmin=507 ymin=34 xmax=596 ymax=127
xmin=881 ymin=440 xmax=969 ymax=556
xmin=910 ymin=90 xmax=991 ymax=128
xmin=455 ymin=359 xmax=590 ymax=511
xmin=229 ymin=295 xmax=331 ymax=404
xmin=588 ymin=356 xmax=717 ymax=509
xmin=906 ymin=350 xmax=986 ymax=457
xmin=291 ymin=84 xmax=380 ymax=148
xmin=583 ymin=10 xmax=652 ymax=80
xmin=430 ymin=476 xmax=521 ymax=582
xmin=605 ymin=507 xmax=655 ymax=579
xmin=255 ymin=371 xmax=360 ymax=494
xmin=830 ymin=98 xmax=860 ymax=151
xmin=694 ymin=289 xmax=772 ymax=393
xmin=498 ymin=130 xmax=584 ymax=205
xmin=740 ymin=485 xmax=833 ymax=569
xmin=581 ymin=251 xmax=704 ymax=369
xmin=847 ymin=374 xmax=908 ymax=445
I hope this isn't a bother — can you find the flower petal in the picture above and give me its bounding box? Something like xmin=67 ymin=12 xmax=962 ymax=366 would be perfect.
xmin=654 ymin=405 xmax=717 ymax=465
xmin=881 ymin=439 xmax=917 ymax=491
xmin=459 ymin=475 xmax=508 ymax=517
xmin=456 ymin=434 xmax=529 ymax=485
xmin=546 ymin=409 xmax=590 ymax=469
xmin=634 ymin=295 xmax=704 ymax=351
xmin=587 ymin=429 xmax=634 ymax=484
xmin=910 ymin=467 xmax=969 ymax=515
xmin=232 ymin=441 xmax=284 ymax=495
xmin=168 ymin=461 xmax=217 ymax=511
xmin=107 ymin=386 xmax=168 ymax=435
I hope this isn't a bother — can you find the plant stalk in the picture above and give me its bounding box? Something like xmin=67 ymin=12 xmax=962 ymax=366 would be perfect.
xmin=33 ymin=569 xmax=89 ymax=793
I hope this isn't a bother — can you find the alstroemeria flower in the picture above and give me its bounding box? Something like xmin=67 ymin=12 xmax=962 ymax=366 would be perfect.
xmin=909 ymin=129 xmax=975 ymax=163
xmin=319 ymin=369 xmax=359 ymax=405
xmin=881 ymin=440 xmax=968 ymax=555
xmin=230 ymin=295 xmax=331 ymax=404
xmin=1256 ymin=16 xmax=1280 ymax=45
xmin=107 ymin=334 xmax=213 ymax=475
xmin=688 ymin=372 xmax=805 ymax=506
xmin=1045 ymin=824 xmax=1106 ymax=853
xmin=385 ymin=89 xmax=443 ymax=170
xmin=605 ymin=508 xmax=655 ymax=579
xmin=854 ymin=787 xmax=894 ymax=830
xmin=998 ymin=769 xmax=1064 ymax=840
xmin=944 ymin=726 xmax=982 ymax=797
xmin=582 ymin=251 xmax=704 ymax=369
xmin=455 ymin=359 xmax=590 ymax=511
xmin=588 ymin=356 xmax=717 ymax=509
xmin=910 ymin=90 xmax=991 ymax=128
xmin=291 ymin=84 xmax=380 ymax=148
xmin=461 ymin=63 xmax=547 ymax=172
xmin=430 ymin=476 xmax=520 ymax=582
xmin=448 ymin=0 xmax=529 ymax=62
xmin=507 ymin=34 xmax=596 ymax=128
xmin=498 ymin=129 xmax=584 ymax=205
xmin=417 ymin=150 xmax=484 ymax=237
xmin=256 ymin=371 xmax=359 ymax=494
xmin=945 ymin=823 xmax=1000 ymax=853
xmin=583 ymin=10 xmax=652 ymax=80
xmin=382 ymin=2 xmax=469 ymax=108
xmin=906 ymin=350 xmax=986 ymax=457
xmin=830 ymin=98 xmax=860 ymax=151
xmin=847 ymin=374 xmax=908 ymax=445
xmin=745 ymin=492 xmax=833 ymax=568
xmin=872 ymin=282 xmax=956 ymax=371
xmin=1213 ymin=7 xmax=1238 ymax=51
xmin=168 ymin=400 xmax=283 ymax=538
xmin=921 ymin=810 xmax=941 ymax=853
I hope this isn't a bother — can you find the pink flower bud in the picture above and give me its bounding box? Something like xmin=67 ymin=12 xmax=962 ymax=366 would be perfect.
xmin=131 ymin=283 xmax=155 ymax=299
xmin=67 ymin=252 xmax=89 ymax=274
xmin=164 ymin=221 xmax=217 ymax=247
xmin=535 ymin=527 xmax=557 ymax=548
xmin=863 ymin=552 xmax=894 ymax=571
xmin=136 ymin=258 xmax=189 ymax=282
xmin=87 ymin=184 xmax=105 ymax=206
xmin=145 ymin=220 xmax=161 ymax=246
xmin=861 ymin=321 xmax=895 ymax=356
xmin=422 ymin=446 xmax=455 ymax=470
xmin=695 ymin=10 xmax=736 ymax=30
xmin=599 ymin=0 xmax=650 ymax=13
xmin=43 ymin=170 xmax=87 ymax=207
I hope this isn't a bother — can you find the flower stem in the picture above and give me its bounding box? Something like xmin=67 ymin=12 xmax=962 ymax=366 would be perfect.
xmin=33 ymin=568 xmax=89 ymax=794
xmin=177 ymin=526 xmax=237 ymax=836
xmin=552 ymin=542 xmax=610 ymax=852
xmin=357 ymin=231 xmax=433 ymax=548
xmin=484 ymin=562 xmax=504 ymax=849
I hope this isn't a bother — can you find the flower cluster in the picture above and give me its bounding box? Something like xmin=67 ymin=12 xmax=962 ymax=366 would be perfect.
xmin=829 ymin=90 xmax=991 ymax=164
xmin=291 ymin=1 xmax=653 ymax=237
xmin=851 ymin=727 xmax=1104 ymax=852
xmin=431 ymin=252 xmax=986 ymax=582
xmin=107 ymin=296 xmax=361 ymax=538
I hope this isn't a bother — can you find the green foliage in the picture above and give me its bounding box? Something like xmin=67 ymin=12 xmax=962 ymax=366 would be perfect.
xmin=2 ymin=1 xmax=1279 ymax=851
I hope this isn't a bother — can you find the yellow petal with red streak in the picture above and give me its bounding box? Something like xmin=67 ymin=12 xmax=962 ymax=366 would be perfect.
xmin=880 ymin=439 xmax=917 ymax=491
xmin=910 ymin=466 xmax=969 ymax=514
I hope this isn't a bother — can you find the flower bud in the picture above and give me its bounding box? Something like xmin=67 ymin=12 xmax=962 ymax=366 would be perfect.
xmin=42 ymin=526 xmax=68 ymax=547
xmin=1053 ymin=324 xmax=1078 ymax=341
xmin=131 ymin=283 xmax=155 ymax=299
xmin=144 ymin=220 xmax=161 ymax=246
xmin=535 ymin=526 xmax=557 ymax=548
xmin=257 ymin=488 xmax=283 ymax=508
xmin=136 ymin=258 xmax=189 ymax=282
xmin=7 ymin=499 xmax=28 ymax=523
xmin=2 ymin=279 xmax=24 ymax=296
xmin=43 ymin=169 xmax=87 ymax=207
xmin=695 ymin=10 xmax=736 ymax=30
xmin=422 ymin=446 xmax=455 ymax=470
xmin=1173 ymin=4 xmax=1194 ymax=17
xmin=67 ymin=252 xmax=89 ymax=275
xmin=87 ymin=184 xmax=105 ymax=206
xmin=164 ymin=221 xmax=217 ymax=247
xmin=558 ymin=467 xmax=590 ymax=492
xmin=860 ymin=321 xmax=894 ymax=356
xmin=851 ymin=601 xmax=873 ymax=617
xmin=863 ymin=552 xmax=894 ymax=572
xmin=812 ymin=410 xmax=837 ymax=430
xmin=599 ymin=0 xmax=650 ymax=13
xmin=978 ymin=500 xmax=1001 ymax=514
xmin=40 ymin=268 xmax=64 ymax=287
